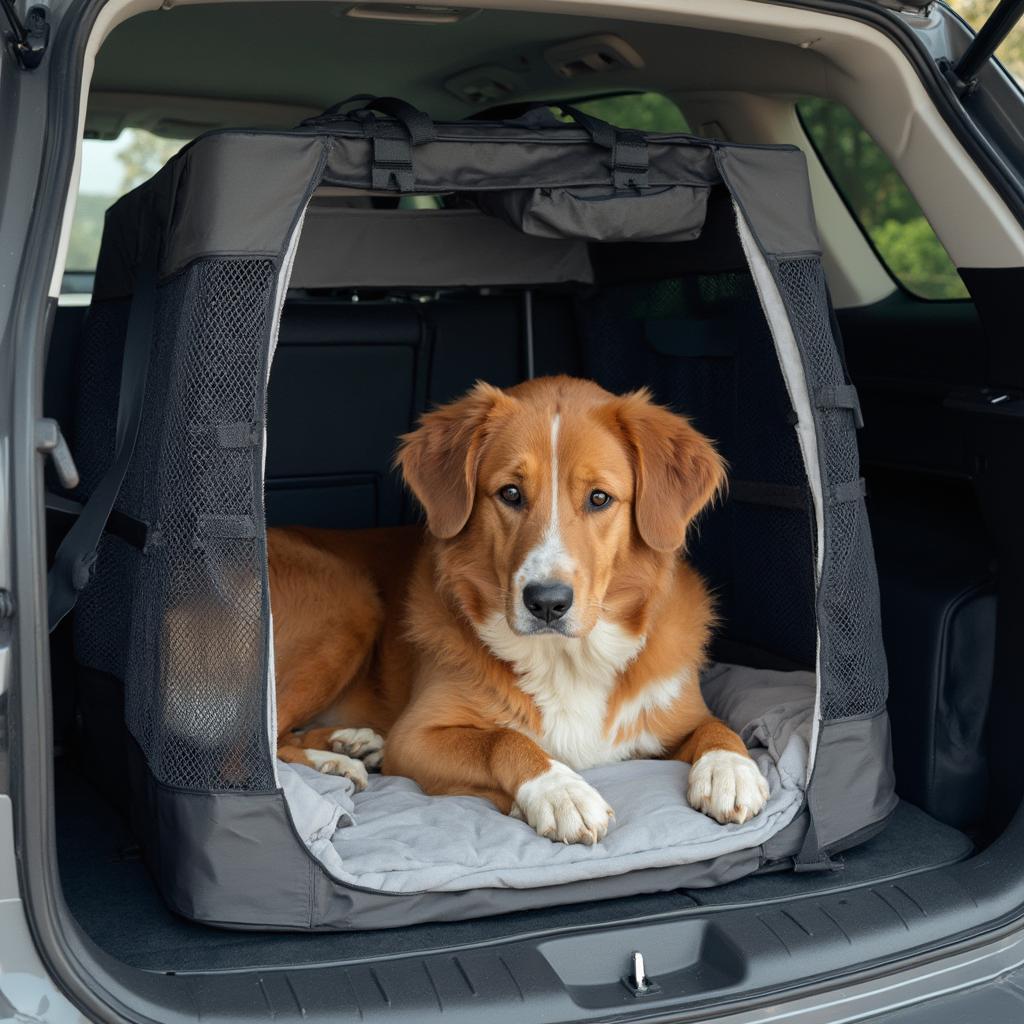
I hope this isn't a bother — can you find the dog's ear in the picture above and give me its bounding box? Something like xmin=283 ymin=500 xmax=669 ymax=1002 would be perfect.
xmin=614 ymin=389 xmax=726 ymax=552
xmin=397 ymin=382 xmax=511 ymax=539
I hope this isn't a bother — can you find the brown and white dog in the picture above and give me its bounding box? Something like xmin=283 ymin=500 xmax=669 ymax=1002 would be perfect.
xmin=270 ymin=376 xmax=768 ymax=844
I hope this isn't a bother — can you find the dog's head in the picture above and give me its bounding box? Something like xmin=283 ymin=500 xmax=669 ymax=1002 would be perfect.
xmin=397 ymin=376 xmax=724 ymax=640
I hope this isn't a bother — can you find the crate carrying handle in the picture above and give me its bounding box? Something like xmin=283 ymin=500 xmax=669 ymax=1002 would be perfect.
xmin=304 ymin=94 xmax=437 ymax=144
xmin=504 ymin=102 xmax=649 ymax=189
xmin=301 ymin=95 xmax=437 ymax=192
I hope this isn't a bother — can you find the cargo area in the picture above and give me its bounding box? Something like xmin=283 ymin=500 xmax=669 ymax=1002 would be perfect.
xmin=21 ymin=0 xmax=1024 ymax=1015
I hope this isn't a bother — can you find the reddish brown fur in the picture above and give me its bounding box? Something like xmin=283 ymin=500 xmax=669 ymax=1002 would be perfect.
xmin=270 ymin=376 xmax=761 ymax=828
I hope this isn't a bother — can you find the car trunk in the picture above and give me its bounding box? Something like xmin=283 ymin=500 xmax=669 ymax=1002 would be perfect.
xmin=28 ymin=2 xmax=1024 ymax=1017
xmin=44 ymin=197 xmax=981 ymax=977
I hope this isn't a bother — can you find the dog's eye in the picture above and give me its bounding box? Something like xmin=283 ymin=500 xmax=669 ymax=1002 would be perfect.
xmin=498 ymin=485 xmax=523 ymax=507
xmin=588 ymin=490 xmax=612 ymax=509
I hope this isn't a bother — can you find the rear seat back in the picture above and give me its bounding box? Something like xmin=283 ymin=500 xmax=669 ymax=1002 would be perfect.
xmin=264 ymin=202 xmax=592 ymax=530
xmin=266 ymin=303 xmax=426 ymax=529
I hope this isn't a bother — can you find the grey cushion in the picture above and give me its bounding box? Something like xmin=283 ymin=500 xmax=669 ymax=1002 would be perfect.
xmin=279 ymin=663 xmax=812 ymax=894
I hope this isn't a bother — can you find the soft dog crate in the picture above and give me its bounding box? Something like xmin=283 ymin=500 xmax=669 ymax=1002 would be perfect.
xmin=56 ymin=101 xmax=896 ymax=930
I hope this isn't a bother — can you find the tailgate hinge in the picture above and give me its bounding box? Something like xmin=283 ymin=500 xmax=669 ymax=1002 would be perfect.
xmin=1 ymin=0 xmax=49 ymax=69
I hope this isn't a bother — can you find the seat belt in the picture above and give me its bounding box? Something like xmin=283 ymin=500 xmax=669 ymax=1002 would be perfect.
xmin=47 ymin=247 xmax=158 ymax=632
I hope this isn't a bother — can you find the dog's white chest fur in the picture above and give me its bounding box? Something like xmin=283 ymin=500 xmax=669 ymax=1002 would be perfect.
xmin=479 ymin=616 xmax=683 ymax=770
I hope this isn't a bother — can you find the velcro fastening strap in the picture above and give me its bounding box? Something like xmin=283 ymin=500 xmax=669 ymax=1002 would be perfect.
xmin=371 ymin=133 xmax=415 ymax=192
xmin=815 ymin=384 xmax=864 ymax=429
xmin=216 ymin=422 xmax=260 ymax=448
xmin=793 ymin=809 xmax=845 ymax=874
xmin=187 ymin=422 xmax=260 ymax=448
xmin=196 ymin=515 xmax=257 ymax=541
xmin=729 ymin=480 xmax=810 ymax=512
xmin=829 ymin=478 xmax=867 ymax=504
xmin=612 ymin=131 xmax=649 ymax=189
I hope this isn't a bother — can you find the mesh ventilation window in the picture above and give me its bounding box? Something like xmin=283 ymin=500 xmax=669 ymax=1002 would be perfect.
xmin=776 ymin=257 xmax=889 ymax=719
xmin=81 ymin=258 xmax=278 ymax=791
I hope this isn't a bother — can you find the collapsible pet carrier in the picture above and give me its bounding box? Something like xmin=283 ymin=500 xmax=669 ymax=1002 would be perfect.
xmin=56 ymin=99 xmax=896 ymax=929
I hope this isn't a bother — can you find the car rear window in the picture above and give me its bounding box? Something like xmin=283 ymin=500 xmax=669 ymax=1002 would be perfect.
xmin=797 ymin=98 xmax=969 ymax=300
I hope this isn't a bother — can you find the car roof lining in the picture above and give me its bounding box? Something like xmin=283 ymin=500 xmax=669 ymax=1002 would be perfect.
xmin=86 ymin=5 xmax=832 ymax=136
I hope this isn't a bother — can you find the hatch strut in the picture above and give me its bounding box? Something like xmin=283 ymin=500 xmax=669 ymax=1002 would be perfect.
xmin=944 ymin=0 xmax=1024 ymax=97
xmin=1 ymin=0 xmax=49 ymax=69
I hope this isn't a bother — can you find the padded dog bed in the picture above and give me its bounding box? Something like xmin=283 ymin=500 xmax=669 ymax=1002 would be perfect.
xmin=279 ymin=665 xmax=811 ymax=894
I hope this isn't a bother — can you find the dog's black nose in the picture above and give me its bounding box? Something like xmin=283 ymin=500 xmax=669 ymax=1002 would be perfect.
xmin=523 ymin=582 xmax=574 ymax=624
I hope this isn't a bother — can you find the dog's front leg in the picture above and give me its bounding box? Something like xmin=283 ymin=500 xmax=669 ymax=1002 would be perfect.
xmin=674 ymin=717 xmax=769 ymax=825
xmin=385 ymin=724 xmax=614 ymax=845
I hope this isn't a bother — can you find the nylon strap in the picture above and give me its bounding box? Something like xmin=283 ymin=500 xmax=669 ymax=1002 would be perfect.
xmin=47 ymin=245 xmax=158 ymax=631
xmin=814 ymin=383 xmax=864 ymax=428
xmin=793 ymin=811 xmax=844 ymax=873
xmin=829 ymin=478 xmax=867 ymax=505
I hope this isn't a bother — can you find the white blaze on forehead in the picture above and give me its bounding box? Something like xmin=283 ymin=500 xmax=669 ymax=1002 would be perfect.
xmin=514 ymin=413 xmax=575 ymax=588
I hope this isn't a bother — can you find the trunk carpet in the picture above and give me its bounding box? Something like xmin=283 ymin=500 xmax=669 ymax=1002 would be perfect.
xmin=55 ymin=760 xmax=973 ymax=973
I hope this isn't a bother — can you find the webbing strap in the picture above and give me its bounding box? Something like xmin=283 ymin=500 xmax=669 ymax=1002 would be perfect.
xmin=369 ymin=125 xmax=417 ymax=192
xmin=793 ymin=812 xmax=844 ymax=873
xmin=612 ymin=130 xmax=650 ymax=189
xmin=815 ymin=383 xmax=864 ymax=428
xmin=829 ymin=478 xmax=867 ymax=504
xmin=47 ymin=248 xmax=157 ymax=631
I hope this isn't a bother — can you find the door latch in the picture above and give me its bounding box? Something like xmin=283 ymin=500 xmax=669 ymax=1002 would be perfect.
xmin=622 ymin=950 xmax=660 ymax=997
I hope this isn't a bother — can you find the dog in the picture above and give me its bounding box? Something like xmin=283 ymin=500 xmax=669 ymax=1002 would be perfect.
xmin=270 ymin=376 xmax=769 ymax=844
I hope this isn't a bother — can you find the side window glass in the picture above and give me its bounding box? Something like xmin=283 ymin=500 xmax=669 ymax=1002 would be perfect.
xmin=797 ymin=98 xmax=969 ymax=300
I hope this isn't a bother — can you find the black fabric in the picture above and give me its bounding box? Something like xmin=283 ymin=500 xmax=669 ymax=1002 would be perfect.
xmin=872 ymin=476 xmax=996 ymax=830
xmin=263 ymin=289 xmax=584 ymax=531
xmin=588 ymin=187 xmax=748 ymax=284
xmin=48 ymin=251 xmax=157 ymax=630
xmin=577 ymin=269 xmax=816 ymax=668
xmin=267 ymin=302 xmax=426 ymax=529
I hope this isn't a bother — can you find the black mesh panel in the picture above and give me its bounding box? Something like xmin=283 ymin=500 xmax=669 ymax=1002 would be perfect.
xmin=77 ymin=258 xmax=278 ymax=791
xmin=775 ymin=256 xmax=888 ymax=719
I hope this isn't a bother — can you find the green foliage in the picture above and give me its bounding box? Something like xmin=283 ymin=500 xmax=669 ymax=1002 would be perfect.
xmin=552 ymin=92 xmax=687 ymax=132
xmin=116 ymin=130 xmax=184 ymax=193
xmin=569 ymin=92 xmax=688 ymax=132
xmin=869 ymin=219 xmax=969 ymax=300
xmin=798 ymin=97 xmax=968 ymax=300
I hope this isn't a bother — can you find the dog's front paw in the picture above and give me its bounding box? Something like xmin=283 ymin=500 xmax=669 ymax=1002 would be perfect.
xmin=512 ymin=762 xmax=614 ymax=845
xmin=687 ymin=750 xmax=769 ymax=825
xmin=304 ymin=749 xmax=369 ymax=791
xmin=330 ymin=727 xmax=385 ymax=770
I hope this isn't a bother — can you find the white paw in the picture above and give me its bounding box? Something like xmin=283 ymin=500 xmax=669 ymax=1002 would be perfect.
xmin=304 ymin=749 xmax=369 ymax=791
xmin=687 ymin=749 xmax=769 ymax=825
xmin=512 ymin=762 xmax=614 ymax=845
xmin=330 ymin=727 xmax=385 ymax=769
